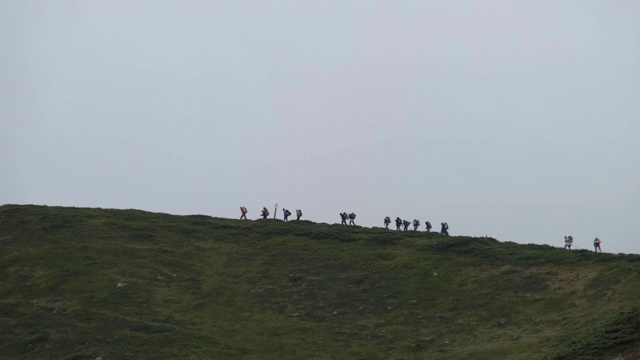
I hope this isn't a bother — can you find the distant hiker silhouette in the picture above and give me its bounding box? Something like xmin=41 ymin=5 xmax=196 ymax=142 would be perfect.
xmin=564 ymin=236 xmax=573 ymax=249
xmin=403 ymin=220 xmax=410 ymax=231
xmin=240 ymin=206 xmax=248 ymax=220
xmin=425 ymin=221 xmax=432 ymax=232
xmin=340 ymin=212 xmax=348 ymax=225
xmin=261 ymin=207 xmax=270 ymax=219
xmin=594 ymin=237 xmax=602 ymax=252
xmin=395 ymin=217 xmax=402 ymax=231
xmin=384 ymin=216 xmax=391 ymax=229
xmin=296 ymin=209 xmax=302 ymax=221
xmin=283 ymin=208 xmax=292 ymax=222
xmin=441 ymin=222 xmax=449 ymax=235
xmin=413 ymin=219 xmax=420 ymax=231
xmin=348 ymin=212 xmax=356 ymax=226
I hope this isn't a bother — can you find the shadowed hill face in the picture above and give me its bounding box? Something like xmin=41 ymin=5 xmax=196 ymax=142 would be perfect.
xmin=1 ymin=205 xmax=639 ymax=360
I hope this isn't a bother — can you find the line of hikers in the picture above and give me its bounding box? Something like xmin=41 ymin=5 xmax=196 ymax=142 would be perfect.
xmin=240 ymin=207 xmax=449 ymax=235
xmin=384 ymin=217 xmax=449 ymax=235
xmin=240 ymin=206 xmax=303 ymax=221
xmin=564 ymin=235 xmax=602 ymax=252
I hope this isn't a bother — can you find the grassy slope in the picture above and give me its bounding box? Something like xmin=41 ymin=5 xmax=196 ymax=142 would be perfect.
xmin=0 ymin=205 xmax=639 ymax=360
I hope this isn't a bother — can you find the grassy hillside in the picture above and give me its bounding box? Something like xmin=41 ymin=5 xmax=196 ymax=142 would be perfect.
xmin=1 ymin=205 xmax=639 ymax=360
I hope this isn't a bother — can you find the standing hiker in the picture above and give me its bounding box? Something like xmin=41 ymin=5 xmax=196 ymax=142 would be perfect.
xmin=349 ymin=212 xmax=356 ymax=226
xmin=441 ymin=222 xmax=449 ymax=235
xmin=240 ymin=206 xmax=248 ymax=220
xmin=395 ymin=217 xmax=402 ymax=231
xmin=413 ymin=219 xmax=420 ymax=231
xmin=564 ymin=236 xmax=573 ymax=249
xmin=261 ymin=207 xmax=270 ymax=219
xmin=296 ymin=209 xmax=302 ymax=221
xmin=425 ymin=221 xmax=432 ymax=232
xmin=384 ymin=216 xmax=391 ymax=229
xmin=594 ymin=237 xmax=602 ymax=252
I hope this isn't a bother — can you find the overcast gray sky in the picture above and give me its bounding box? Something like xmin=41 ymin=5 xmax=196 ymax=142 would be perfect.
xmin=2 ymin=1 xmax=639 ymax=253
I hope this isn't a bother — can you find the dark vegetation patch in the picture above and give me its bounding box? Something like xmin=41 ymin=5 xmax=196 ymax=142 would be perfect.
xmin=547 ymin=306 xmax=640 ymax=360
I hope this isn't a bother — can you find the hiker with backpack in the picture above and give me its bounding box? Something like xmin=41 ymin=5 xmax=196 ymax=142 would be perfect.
xmin=594 ymin=237 xmax=602 ymax=252
xmin=395 ymin=217 xmax=402 ymax=231
xmin=384 ymin=216 xmax=391 ymax=229
xmin=403 ymin=219 xmax=410 ymax=231
xmin=261 ymin=207 xmax=270 ymax=219
xmin=349 ymin=212 xmax=356 ymax=226
xmin=425 ymin=221 xmax=432 ymax=232
xmin=441 ymin=222 xmax=449 ymax=235
xmin=240 ymin=206 xmax=248 ymax=220
xmin=564 ymin=236 xmax=573 ymax=249
xmin=340 ymin=212 xmax=348 ymax=225
xmin=413 ymin=219 xmax=420 ymax=231
xmin=283 ymin=208 xmax=291 ymax=222
xmin=296 ymin=209 xmax=302 ymax=221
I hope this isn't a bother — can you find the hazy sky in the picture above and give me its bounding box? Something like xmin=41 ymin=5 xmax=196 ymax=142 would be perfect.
xmin=2 ymin=1 xmax=639 ymax=253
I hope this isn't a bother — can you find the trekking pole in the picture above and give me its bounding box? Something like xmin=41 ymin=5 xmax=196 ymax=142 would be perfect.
xmin=274 ymin=203 xmax=278 ymax=219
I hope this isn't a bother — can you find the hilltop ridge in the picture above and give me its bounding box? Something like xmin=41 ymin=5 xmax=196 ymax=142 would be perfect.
xmin=1 ymin=204 xmax=639 ymax=360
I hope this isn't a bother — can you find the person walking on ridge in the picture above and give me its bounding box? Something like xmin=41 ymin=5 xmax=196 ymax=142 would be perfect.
xmin=340 ymin=212 xmax=348 ymax=225
xmin=395 ymin=217 xmax=402 ymax=231
xmin=296 ymin=209 xmax=302 ymax=221
xmin=403 ymin=219 xmax=410 ymax=231
xmin=384 ymin=216 xmax=391 ymax=229
xmin=240 ymin=206 xmax=248 ymax=220
xmin=564 ymin=236 xmax=573 ymax=249
xmin=413 ymin=219 xmax=420 ymax=231
xmin=441 ymin=222 xmax=449 ymax=235
xmin=283 ymin=208 xmax=291 ymax=222
xmin=425 ymin=221 xmax=432 ymax=232
xmin=261 ymin=207 xmax=269 ymax=219
xmin=594 ymin=237 xmax=602 ymax=252
xmin=348 ymin=212 xmax=356 ymax=226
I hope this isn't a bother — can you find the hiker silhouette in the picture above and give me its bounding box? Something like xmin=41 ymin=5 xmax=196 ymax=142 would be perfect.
xmin=403 ymin=220 xmax=410 ymax=231
xmin=564 ymin=236 xmax=573 ymax=249
xmin=384 ymin=216 xmax=391 ymax=229
xmin=594 ymin=237 xmax=602 ymax=252
xmin=440 ymin=222 xmax=449 ymax=235
xmin=340 ymin=212 xmax=348 ymax=225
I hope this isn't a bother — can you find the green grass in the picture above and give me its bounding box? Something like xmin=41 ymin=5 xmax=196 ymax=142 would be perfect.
xmin=1 ymin=205 xmax=639 ymax=359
